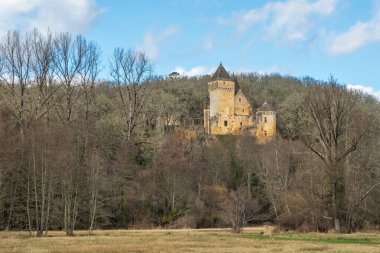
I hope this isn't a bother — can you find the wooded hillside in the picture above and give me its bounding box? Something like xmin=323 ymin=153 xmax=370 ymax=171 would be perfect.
xmin=0 ymin=30 xmax=379 ymax=235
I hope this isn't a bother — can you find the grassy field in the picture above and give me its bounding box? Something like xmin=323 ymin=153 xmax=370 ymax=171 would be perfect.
xmin=1 ymin=227 xmax=379 ymax=253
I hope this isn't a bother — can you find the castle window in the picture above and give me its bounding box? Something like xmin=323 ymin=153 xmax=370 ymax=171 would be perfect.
xmin=224 ymin=120 xmax=228 ymax=127
xmin=243 ymin=109 xmax=245 ymax=112
xmin=240 ymin=122 xmax=242 ymax=126
xmin=264 ymin=117 xmax=267 ymax=123
xmin=265 ymin=131 xmax=267 ymax=136
xmin=239 ymin=98 xmax=241 ymax=102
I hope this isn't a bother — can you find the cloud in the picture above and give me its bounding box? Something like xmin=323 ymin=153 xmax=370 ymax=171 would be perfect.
xmin=173 ymin=66 xmax=215 ymax=77
xmin=347 ymin=84 xmax=380 ymax=100
xmin=0 ymin=0 xmax=103 ymax=35
xmin=202 ymin=37 xmax=214 ymax=52
xmin=329 ymin=8 xmax=380 ymax=54
xmin=220 ymin=0 xmax=337 ymax=41
xmin=257 ymin=65 xmax=281 ymax=74
xmin=140 ymin=26 xmax=180 ymax=60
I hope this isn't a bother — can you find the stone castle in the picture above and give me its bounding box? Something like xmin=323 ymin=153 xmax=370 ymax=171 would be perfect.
xmin=203 ymin=63 xmax=276 ymax=143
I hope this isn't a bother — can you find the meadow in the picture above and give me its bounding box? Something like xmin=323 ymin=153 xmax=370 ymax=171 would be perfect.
xmin=1 ymin=227 xmax=379 ymax=253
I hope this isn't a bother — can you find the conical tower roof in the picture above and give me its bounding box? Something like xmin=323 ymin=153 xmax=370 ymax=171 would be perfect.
xmin=233 ymin=76 xmax=241 ymax=94
xmin=211 ymin=63 xmax=232 ymax=81
xmin=258 ymin=101 xmax=273 ymax=112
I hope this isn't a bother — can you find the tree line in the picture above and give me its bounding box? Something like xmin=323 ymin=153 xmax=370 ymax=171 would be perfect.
xmin=0 ymin=30 xmax=379 ymax=236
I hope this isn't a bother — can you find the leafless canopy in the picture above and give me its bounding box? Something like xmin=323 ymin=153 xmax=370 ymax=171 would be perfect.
xmin=110 ymin=48 xmax=153 ymax=141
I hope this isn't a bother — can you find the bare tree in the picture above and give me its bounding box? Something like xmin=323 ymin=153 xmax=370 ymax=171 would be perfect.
xmin=345 ymin=121 xmax=380 ymax=232
xmin=258 ymin=139 xmax=300 ymax=222
xmin=53 ymin=33 xmax=87 ymax=236
xmin=0 ymin=30 xmax=32 ymax=231
xmin=28 ymin=30 xmax=59 ymax=237
xmin=0 ymin=30 xmax=32 ymax=141
xmin=77 ymin=40 xmax=102 ymax=234
xmin=30 ymin=136 xmax=55 ymax=237
xmin=296 ymin=80 xmax=376 ymax=232
xmin=30 ymin=29 xmax=60 ymax=123
xmin=88 ymin=150 xmax=102 ymax=234
xmin=223 ymin=187 xmax=258 ymax=233
xmin=61 ymin=152 xmax=80 ymax=236
xmin=53 ymin=33 xmax=85 ymax=123
xmin=79 ymin=40 xmax=101 ymax=122
xmin=110 ymin=48 xmax=153 ymax=142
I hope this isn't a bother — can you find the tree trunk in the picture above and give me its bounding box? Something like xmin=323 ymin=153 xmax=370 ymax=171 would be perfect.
xmin=26 ymin=172 xmax=32 ymax=235
xmin=5 ymin=180 xmax=15 ymax=230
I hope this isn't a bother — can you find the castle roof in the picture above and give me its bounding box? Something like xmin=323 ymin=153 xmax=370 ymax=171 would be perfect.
xmin=211 ymin=63 xmax=232 ymax=81
xmin=234 ymin=77 xmax=241 ymax=94
xmin=211 ymin=63 xmax=241 ymax=94
xmin=258 ymin=101 xmax=273 ymax=112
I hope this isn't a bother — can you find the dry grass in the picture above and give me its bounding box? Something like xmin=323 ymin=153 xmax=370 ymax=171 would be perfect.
xmin=0 ymin=227 xmax=379 ymax=253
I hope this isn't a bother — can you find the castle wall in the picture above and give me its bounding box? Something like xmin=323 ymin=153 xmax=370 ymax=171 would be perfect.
xmin=207 ymin=81 xmax=256 ymax=135
xmin=256 ymin=111 xmax=276 ymax=143
xmin=208 ymin=80 xmax=236 ymax=135
xmin=203 ymin=108 xmax=210 ymax=134
xmin=234 ymin=90 xmax=251 ymax=116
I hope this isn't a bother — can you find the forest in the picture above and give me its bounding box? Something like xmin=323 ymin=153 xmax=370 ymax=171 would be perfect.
xmin=0 ymin=30 xmax=379 ymax=236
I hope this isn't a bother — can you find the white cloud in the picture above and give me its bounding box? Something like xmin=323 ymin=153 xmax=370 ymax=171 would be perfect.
xmin=220 ymin=0 xmax=337 ymax=41
xmin=140 ymin=26 xmax=179 ymax=60
xmin=202 ymin=37 xmax=214 ymax=52
xmin=258 ymin=65 xmax=281 ymax=74
xmin=347 ymin=84 xmax=380 ymax=100
xmin=329 ymin=9 xmax=380 ymax=54
xmin=0 ymin=0 xmax=103 ymax=35
xmin=173 ymin=66 xmax=215 ymax=77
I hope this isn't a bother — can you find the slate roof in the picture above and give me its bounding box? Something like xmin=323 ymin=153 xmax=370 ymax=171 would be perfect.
xmin=234 ymin=77 xmax=241 ymax=94
xmin=211 ymin=63 xmax=232 ymax=81
xmin=211 ymin=63 xmax=242 ymax=94
xmin=258 ymin=101 xmax=273 ymax=112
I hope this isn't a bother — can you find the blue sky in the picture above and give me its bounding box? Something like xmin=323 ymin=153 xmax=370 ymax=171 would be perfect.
xmin=1 ymin=0 xmax=380 ymax=98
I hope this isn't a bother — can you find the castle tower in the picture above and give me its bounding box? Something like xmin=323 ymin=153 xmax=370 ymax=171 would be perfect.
xmin=204 ymin=63 xmax=254 ymax=135
xmin=256 ymin=101 xmax=276 ymax=143
xmin=206 ymin=63 xmax=236 ymax=134
xmin=204 ymin=64 xmax=277 ymax=140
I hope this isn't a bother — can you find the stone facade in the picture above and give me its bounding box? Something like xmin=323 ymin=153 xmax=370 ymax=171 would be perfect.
xmin=255 ymin=102 xmax=276 ymax=143
xmin=204 ymin=64 xmax=276 ymax=143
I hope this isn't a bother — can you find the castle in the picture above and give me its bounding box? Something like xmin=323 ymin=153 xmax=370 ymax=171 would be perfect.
xmin=203 ymin=63 xmax=276 ymax=143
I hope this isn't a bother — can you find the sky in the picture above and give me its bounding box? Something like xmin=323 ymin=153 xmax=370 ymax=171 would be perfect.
xmin=0 ymin=0 xmax=380 ymax=98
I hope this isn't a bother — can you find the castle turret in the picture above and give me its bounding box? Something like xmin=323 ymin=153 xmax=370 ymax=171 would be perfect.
xmin=256 ymin=101 xmax=276 ymax=143
xmin=206 ymin=63 xmax=237 ymax=135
